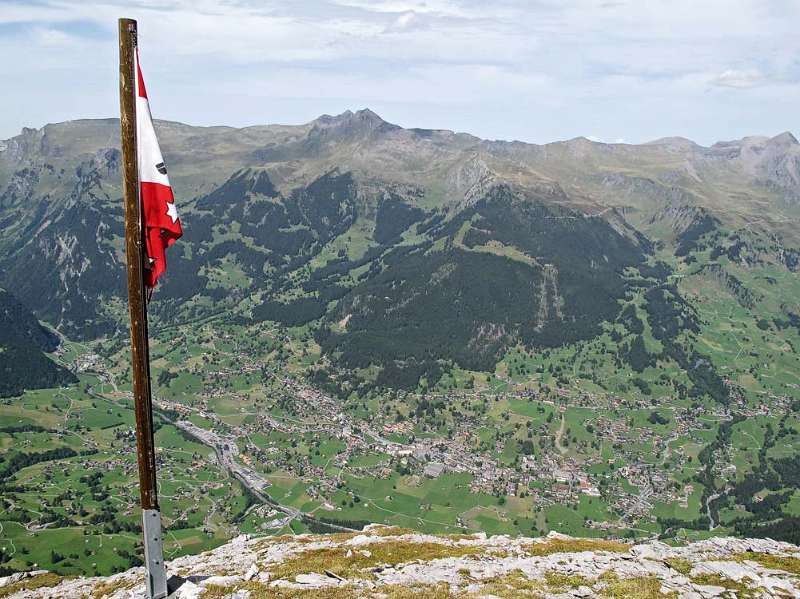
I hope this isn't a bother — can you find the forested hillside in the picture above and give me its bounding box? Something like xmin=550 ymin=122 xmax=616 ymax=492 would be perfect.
xmin=1 ymin=111 xmax=799 ymax=398
xmin=0 ymin=289 xmax=76 ymax=397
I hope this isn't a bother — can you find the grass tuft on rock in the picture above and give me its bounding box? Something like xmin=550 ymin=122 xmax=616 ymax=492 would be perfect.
xmin=600 ymin=575 xmax=677 ymax=599
xmin=691 ymin=573 xmax=761 ymax=598
xmin=476 ymin=570 xmax=545 ymax=598
xmin=544 ymin=570 xmax=591 ymax=591
xmin=664 ymin=557 xmax=693 ymax=575
xmin=732 ymin=552 xmax=800 ymax=575
xmin=204 ymin=581 xmax=458 ymax=598
xmin=524 ymin=537 xmax=629 ymax=557
xmin=267 ymin=541 xmax=483 ymax=581
xmin=91 ymin=576 xmax=137 ymax=599
xmin=368 ymin=526 xmax=417 ymax=537
xmin=0 ymin=573 xmax=62 ymax=598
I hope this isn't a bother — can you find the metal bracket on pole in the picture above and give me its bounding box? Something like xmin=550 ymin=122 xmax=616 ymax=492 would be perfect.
xmin=143 ymin=509 xmax=168 ymax=599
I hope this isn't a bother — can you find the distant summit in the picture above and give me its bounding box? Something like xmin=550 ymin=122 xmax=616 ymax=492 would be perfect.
xmin=768 ymin=130 xmax=799 ymax=148
xmin=313 ymin=108 xmax=386 ymax=126
xmin=309 ymin=108 xmax=399 ymax=140
xmin=645 ymin=136 xmax=699 ymax=150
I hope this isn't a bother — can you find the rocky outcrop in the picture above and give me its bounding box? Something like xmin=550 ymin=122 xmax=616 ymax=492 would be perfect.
xmin=709 ymin=132 xmax=800 ymax=203
xmin=696 ymin=264 xmax=761 ymax=309
xmin=3 ymin=527 xmax=798 ymax=598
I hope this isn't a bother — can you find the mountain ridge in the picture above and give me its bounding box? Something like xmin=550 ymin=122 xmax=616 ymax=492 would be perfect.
xmin=4 ymin=110 xmax=798 ymax=223
xmin=3 ymin=528 xmax=799 ymax=598
xmin=1 ymin=109 xmax=799 ymax=397
xmin=4 ymin=109 xmax=795 ymax=150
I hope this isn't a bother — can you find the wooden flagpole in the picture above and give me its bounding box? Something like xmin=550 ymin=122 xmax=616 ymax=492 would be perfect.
xmin=118 ymin=17 xmax=169 ymax=599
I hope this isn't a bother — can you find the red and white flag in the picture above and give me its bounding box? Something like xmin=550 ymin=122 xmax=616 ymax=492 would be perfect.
xmin=135 ymin=50 xmax=182 ymax=289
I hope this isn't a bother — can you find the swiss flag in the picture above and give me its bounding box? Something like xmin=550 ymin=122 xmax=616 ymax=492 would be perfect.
xmin=135 ymin=50 xmax=182 ymax=289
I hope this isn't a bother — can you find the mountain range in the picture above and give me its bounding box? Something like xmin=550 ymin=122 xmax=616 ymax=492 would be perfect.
xmin=1 ymin=109 xmax=799 ymax=398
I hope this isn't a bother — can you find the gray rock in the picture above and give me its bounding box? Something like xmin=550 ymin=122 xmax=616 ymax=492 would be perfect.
xmin=630 ymin=541 xmax=671 ymax=561
xmin=693 ymin=584 xmax=728 ymax=598
xmin=243 ymin=563 xmax=259 ymax=581
xmin=294 ymin=572 xmax=341 ymax=586
xmin=571 ymin=585 xmax=594 ymax=597
xmin=0 ymin=573 xmax=28 ymax=589
xmin=172 ymin=581 xmax=204 ymax=599
xmin=199 ymin=575 xmax=242 ymax=587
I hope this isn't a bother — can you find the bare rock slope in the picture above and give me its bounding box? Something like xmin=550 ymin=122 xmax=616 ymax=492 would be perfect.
xmin=2 ymin=526 xmax=799 ymax=598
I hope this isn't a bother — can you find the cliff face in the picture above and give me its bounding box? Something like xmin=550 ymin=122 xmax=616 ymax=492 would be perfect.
xmin=2 ymin=527 xmax=798 ymax=598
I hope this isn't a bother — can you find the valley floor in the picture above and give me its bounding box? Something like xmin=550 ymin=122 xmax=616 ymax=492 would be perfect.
xmin=3 ymin=319 xmax=800 ymax=579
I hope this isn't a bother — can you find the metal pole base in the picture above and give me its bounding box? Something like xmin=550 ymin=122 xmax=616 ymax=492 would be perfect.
xmin=142 ymin=509 xmax=168 ymax=599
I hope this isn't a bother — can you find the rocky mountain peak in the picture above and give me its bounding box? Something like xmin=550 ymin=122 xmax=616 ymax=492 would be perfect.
xmin=711 ymin=131 xmax=798 ymax=153
xmin=310 ymin=108 xmax=392 ymax=135
xmin=645 ymin=136 xmax=698 ymax=151
xmin=309 ymin=108 xmax=400 ymax=140
xmin=353 ymin=107 xmax=385 ymax=123
xmin=4 ymin=528 xmax=798 ymax=598
xmin=769 ymin=130 xmax=799 ymax=148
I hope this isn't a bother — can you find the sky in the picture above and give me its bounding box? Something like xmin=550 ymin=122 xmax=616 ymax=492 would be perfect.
xmin=0 ymin=0 xmax=798 ymax=145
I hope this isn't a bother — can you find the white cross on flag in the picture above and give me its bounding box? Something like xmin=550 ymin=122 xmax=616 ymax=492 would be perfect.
xmin=135 ymin=49 xmax=182 ymax=289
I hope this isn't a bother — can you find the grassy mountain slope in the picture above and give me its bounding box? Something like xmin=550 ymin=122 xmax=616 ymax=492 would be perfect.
xmin=1 ymin=111 xmax=799 ymax=400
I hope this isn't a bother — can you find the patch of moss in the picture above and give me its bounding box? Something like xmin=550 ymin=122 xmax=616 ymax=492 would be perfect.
xmin=267 ymin=541 xmax=483 ymax=581
xmin=202 ymin=583 xmax=248 ymax=599
xmin=0 ymin=573 xmax=63 ymax=598
xmin=732 ymin=552 xmax=800 ymax=575
xmin=255 ymin=533 xmax=358 ymax=550
xmin=477 ymin=570 xmax=545 ymax=598
xmin=368 ymin=526 xmax=416 ymax=537
xmin=601 ymin=575 xmax=677 ymax=599
xmin=368 ymin=584 xmax=457 ymax=599
xmin=691 ymin=573 xmax=761 ymax=598
xmin=544 ymin=570 xmax=591 ymax=591
xmin=664 ymin=557 xmax=693 ymax=575
xmin=91 ymin=576 xmax=137 ymax=598
xmin=252 ymin=527 xmax=415 ymax=552
xmin=524 ymin=538 xmax=629 ymax=557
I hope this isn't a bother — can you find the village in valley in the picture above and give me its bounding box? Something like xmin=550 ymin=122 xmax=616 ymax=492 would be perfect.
xmin=72 ymin=315 xmax=790 ymax=541
xmin=2 ymin=300 xmax=796 ymax=580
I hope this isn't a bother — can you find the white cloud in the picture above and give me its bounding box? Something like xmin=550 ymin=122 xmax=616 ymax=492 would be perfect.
xmin=710 ymin=68 xmax=765 ymax=89
xmin=29 ymin=26 xmax=77 ymax=47
xmin=385 ymin=10 xmax=418 ymax=31
xmin=330 ymin=0 xmax=480 ymax=18
xmin=0 ymin=0 xmax=798 ymax=144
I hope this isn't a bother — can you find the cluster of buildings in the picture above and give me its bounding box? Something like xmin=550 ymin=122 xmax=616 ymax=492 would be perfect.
xmin=140 ymin=341 xmax=761 ymax=534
